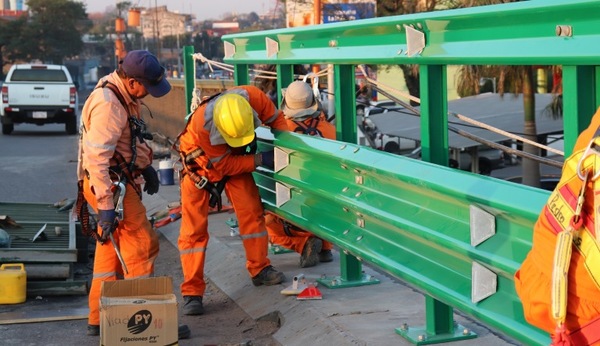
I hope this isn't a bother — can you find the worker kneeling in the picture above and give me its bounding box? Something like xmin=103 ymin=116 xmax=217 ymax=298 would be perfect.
xmin=265 ymin=80 xmax=335 ymax=268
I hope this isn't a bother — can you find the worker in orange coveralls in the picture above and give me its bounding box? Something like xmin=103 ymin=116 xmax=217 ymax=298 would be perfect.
xmin=265 ymin=80 xmax=335 ymax=268
xmin=515 ymin=107 xmax=600 ymax=345
xmin=77 ymin=50 xmax=189 ymax=339
xmin=176 ymin=85 xmax=288 ymax=316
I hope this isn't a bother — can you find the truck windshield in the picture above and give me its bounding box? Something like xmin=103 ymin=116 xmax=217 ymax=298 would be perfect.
xmin=11 ymin=69 xmax=68 ymax=82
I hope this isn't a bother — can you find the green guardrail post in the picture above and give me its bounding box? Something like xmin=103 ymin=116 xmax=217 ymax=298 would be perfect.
xmin=562 ymin=65 xmax=596 ymax=156
xmin=315 ymin=63 xmax=378 ymax=289
xmin=317 ymin=248 xmax=380 ymax=289
xmin=277 ymin=64 xmax=294 ymax=106
xmin=234 ymin=64 xmax=249 ymax=86
xmin=419 ymin=65 xmax=448 ymax=166
xmin=183 ymin=45 xmax=195 ymax=115
xmin=396 ymin=296 xmax=477 ymax=344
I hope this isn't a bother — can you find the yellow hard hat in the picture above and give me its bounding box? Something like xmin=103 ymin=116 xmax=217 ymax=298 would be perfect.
xmin=213 ymin=93 xmax=255 ymax=147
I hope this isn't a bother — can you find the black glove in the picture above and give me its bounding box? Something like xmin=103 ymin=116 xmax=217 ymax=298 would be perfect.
xmin=260 ymin=150 xmax=275 ymax=170
xmin=142 ymin=166 xmax=160 ymax=195
xmin=98 ymin=209 xmax=116 ymax=242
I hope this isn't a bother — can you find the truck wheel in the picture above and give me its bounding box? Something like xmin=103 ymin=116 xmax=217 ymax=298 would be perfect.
xmin=2 ymin=123 xmax=13 ymax=135
xmin=65 ymin=117 xmax=77 ymax=135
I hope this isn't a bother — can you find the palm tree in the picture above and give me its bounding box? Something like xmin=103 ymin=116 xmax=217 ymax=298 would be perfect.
xmin=456 ymin=65 xmax=543 ymax=187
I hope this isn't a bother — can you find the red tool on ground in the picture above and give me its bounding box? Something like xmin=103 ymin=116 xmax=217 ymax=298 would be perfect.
xmin=297 ymin=284 xmax=322 ymax=300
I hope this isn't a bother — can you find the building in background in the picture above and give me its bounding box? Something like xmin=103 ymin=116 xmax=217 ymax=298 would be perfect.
xmin=0 ymin=0 xmax=26 ymax=17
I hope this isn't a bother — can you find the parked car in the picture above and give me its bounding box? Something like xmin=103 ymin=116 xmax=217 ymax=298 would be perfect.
xmin=360 ymin=101 xmax=418 ymax=153
xmin=1 ymin=64 xmax=79 ymax=135
xmin=208 ymin=70 xmax=231 ymax=80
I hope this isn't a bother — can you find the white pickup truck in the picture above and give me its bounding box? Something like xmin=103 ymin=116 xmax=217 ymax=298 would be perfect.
xmin=1 ymin=64 xmax=78 ymax=135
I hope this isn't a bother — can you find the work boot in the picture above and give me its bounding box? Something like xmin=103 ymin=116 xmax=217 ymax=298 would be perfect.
xmin=252 ymin=265 xmax=285 ymax=286
xmin=178 ymin=324 xmax=191 ymax=339
xmin=182 ymin=296 xmax=204 ymax=315
xmin=318 ymin=249 xmax=333 ymax=263
xmin=299 ymin=237 xmax=322 ymax=268
xmin=87 ymin=324 xmax=100 ymax=336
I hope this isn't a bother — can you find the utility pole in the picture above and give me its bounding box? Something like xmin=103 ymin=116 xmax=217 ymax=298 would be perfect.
xmin=312 ymin=0 xmax=321 ymax=75
xmin=154 ymin=0 xmax=161 ymax=62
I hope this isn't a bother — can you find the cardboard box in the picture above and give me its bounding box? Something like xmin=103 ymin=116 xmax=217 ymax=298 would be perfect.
xmin=100 ymin=277 xmax=178 ymax=346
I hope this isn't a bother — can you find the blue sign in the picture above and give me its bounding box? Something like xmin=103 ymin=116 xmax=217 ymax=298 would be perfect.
xmin=322 ymin=3 xmax=375 ymax=23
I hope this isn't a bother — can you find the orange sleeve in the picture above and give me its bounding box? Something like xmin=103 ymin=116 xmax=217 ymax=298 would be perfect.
xmin=317 ymin=115 xmax=337 ymax=140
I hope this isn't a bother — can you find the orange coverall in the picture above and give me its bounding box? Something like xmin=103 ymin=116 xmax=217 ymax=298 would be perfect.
xmin=515 ymin=107 xmax=600 ymax=336
xmin=266 ymin=113 xmax=334 ymax=254
xmin=177 ymin=85 xmax=288 ymax=297
xmin=78 ymin=73 xmax=159 ymax=326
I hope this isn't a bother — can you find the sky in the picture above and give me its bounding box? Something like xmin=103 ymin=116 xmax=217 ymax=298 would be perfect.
xmin=81 ymin=0 xmax=276 ymax=21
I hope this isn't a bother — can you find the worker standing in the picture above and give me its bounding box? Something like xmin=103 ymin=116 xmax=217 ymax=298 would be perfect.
xmin=265 ymin=80 xmax=335 ymax=268
xmin=77 ymin=50 xmax=189 ymax=339
xmin=176 ymin=85 xmax=288 ymax=316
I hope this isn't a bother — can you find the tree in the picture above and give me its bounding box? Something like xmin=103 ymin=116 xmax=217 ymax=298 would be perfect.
xmin=2 ymin=0 xmax=91 ymax=65
xmin=457 ymin=65 xmax=542 ymax=187
xmin=376 ymin=1 xmax=459 ymax=106
xmin=377 ymin=0 xmax=547 ymax=187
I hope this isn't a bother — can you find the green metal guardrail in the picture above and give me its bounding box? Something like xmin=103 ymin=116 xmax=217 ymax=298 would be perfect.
xmin=254 ymin=130 xmax=550 ymax=345
xmin=179 ymin=0 xmax=600 ymax=344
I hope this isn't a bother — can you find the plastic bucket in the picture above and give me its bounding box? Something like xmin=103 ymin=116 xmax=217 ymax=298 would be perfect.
xmin=158 ymin=160 xmax=175 ymax=185
xmin=0 ymin=263 xmax=27 ymax=304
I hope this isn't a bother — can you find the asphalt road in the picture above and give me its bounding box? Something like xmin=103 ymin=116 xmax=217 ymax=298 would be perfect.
xmin=0 ymin=123 xmax=78 ymax=203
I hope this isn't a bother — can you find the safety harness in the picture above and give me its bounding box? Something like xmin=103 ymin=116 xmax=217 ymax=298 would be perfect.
xmin=292 ymin=117 xmax=322 ymax=137
xmin=76 ymin=81 xmax=151 ymax=241
xmin=173 ymin=93 xmax=227 ymax=210
xmin=545 ymin=135 xmax=600 ymax=345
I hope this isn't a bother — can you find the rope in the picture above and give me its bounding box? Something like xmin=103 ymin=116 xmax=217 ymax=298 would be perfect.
xmin=356 ymin=65 xmax=564 ymax=157
xmin=189 ymin=52 xmax=331 ymax=112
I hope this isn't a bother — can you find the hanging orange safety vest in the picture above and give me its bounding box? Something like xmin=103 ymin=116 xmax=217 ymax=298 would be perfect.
xmin=522 ymin=136 xmax=600 ymax=345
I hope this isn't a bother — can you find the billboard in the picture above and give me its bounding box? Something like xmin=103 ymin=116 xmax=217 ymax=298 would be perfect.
xmin=322 ymin=3 xmax=375 ymax=23
xmin=286 ymin=0 xmax=376 ymax=28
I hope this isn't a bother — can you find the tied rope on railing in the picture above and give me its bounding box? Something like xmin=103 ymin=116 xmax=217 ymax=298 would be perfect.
xmin=190 ymin=52 xmax=330 ymax=112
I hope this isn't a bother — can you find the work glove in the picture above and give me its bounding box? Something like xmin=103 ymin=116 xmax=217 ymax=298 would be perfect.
xmin=260 ymin=150 xmax=275 ymax=170
xmin=98 ymin=209 xmax=117 ymax=242
xmin=142 ymin=166 xmax=160 ymax=195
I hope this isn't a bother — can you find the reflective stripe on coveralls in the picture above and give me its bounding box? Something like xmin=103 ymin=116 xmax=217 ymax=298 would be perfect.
xmin=177 ymin=85 xmax=289 ymax=297
xmin=515 ymin=107 xmax=600 ymax=337
xmin=83 ymin=176 xmax=158 ymax=325
xmin=265 ymin=113 xmax=335 ymax=254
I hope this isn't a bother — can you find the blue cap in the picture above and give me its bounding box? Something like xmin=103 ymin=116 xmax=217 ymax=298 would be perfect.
xmin=121 ymin=50 xmax=171 ymax=97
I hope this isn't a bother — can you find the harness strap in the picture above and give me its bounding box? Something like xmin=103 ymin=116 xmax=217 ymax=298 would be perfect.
xmin=101 ymin=81 xmax=144 ymax=198
xmin=75 ymin=180 xmax=101 ymax=242
xmin=110 ymin=150 xmax=142 ymax=197
xmin=293 ymin=118 xmax=322 ymax=137
xmin=178 ymin=149 xmax=225 ymax=210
